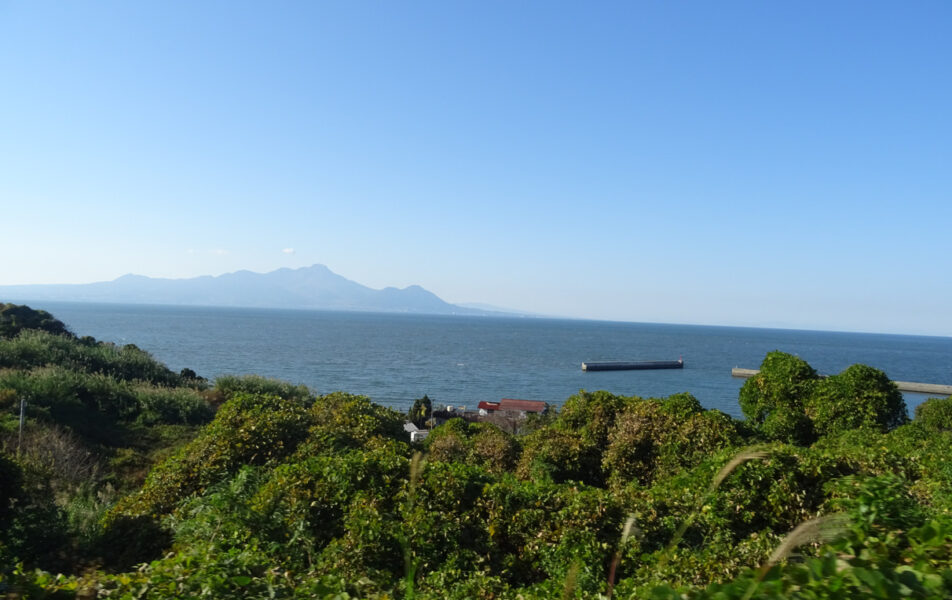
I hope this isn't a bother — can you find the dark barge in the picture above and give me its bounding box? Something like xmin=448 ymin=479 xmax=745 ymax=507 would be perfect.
xmin=582 ymin=358 xmax=683 ymax=372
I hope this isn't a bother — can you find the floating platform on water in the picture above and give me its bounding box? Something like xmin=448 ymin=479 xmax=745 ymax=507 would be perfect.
xmin=731 ymin=368 xmax=952 ymax=396
xmin=582 ymin=359 xmax=683 ymax=372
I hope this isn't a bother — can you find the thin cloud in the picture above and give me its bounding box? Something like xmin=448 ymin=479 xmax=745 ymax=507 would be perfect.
xmin=282 ymin=248 xmax=295 ymax=254
xmin=210 ymin=249 xmax=229 ymax=256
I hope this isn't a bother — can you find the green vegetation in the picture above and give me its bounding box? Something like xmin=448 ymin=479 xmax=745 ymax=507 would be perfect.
xmin=739 ymin=351 xmax=909 ymax=444
xmin=0 ymin=303 xmax=72 ymax=339
xmin=1 ymin=308 xmax=951 ymax=599
xmin=409 ymin=394 xmax=432 ymax=428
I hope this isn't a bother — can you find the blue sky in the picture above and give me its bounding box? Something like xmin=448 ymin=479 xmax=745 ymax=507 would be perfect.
xmin=1 ymin=1 xmax=950 ymax=335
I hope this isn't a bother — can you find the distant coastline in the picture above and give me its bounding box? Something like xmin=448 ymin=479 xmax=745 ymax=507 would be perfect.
xmin=0 ymin=264 xmax=524 ymax=318
xmin=26 ymin=301 xmax=951 ymax=419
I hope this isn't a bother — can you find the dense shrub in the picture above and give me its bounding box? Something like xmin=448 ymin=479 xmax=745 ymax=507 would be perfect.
xmin=0 ymin=459 xmax=73 ymax=572
xmin=884 ymin=423 xmax=952 ymax=513
xmin=212 ymin=373 xmax=313 ymax=404
xmin=424 ymin=418 xmax=470 ymax=463
xmin=425 ymin=419 xmax=520 ymax=474
xmin=0 ymin=303 xmax=72 ymax=339
xmin=111 ymin=392 xmax=311 ymax=519
xmin=248 ymin=444 xmax=409 ymax=568
xmin=915 ymin=395 xmax=952 ymax=433
xmin=0 ymin=366 xmax=137 ymax=420
xmin=602 ymin=394 xmax=743 ymax=486
xmin=299 ymin=391 xmax=407 ymax=454
xmin=807 ymin=364 xmax=907 ymax=436
xmin=516 ymin=390 xmax=636 ymax=486
xmin=3 ymin=336 xmax=948 ymax=599
xmin=134 ymin=385 xmax=214 ymax=425
xmin=516 ymin=427 xmax=601 ymax=485
xmin=741 ymin=354 xmax=909 ymax=445
xmin=315 ymin=494 xmax=405 ymax=588
xmin=399 ymin=461 xmax=496 ymax=581
xmin=811 ymin=427 xmax=917 ymax=480
xmin=479 ymin=477 xmax=624 ymax=591
xmin=7 ymin=425 xmax=102 ymax=493
xmin=0 ymin=451 xmax=22 ymax=528
xmin=0 ymin=367 xmax=211 ymax=432
xmin=626 ymin=443 xmax=855 ymax=565
xmin=558 ymin=389 xmax=633 ymax=448
xmin=739 ymin=351 xmax=818 ymax=444
xmin=469 ymin=422 xmax=521 ymax=473
xmin=0 ymin=329 xmax=183 ymax=386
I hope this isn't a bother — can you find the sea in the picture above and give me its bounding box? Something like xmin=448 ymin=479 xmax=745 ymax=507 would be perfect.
xmin=28 ymin=302 xmax=952 ymax=418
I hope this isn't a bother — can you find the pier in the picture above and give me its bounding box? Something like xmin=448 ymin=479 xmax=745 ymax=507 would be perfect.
xmin=731 ymin=368 xmax=952 ymax=396
xmin=583 ymin=359 xmax=683 ymax=372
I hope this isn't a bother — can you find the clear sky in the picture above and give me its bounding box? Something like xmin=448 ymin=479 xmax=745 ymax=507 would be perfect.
xmin=1 ymin=1 xmax=950 ymax=336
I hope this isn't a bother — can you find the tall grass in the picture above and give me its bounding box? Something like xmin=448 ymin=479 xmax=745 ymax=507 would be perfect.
xmin=400 ymin=451 xmax=426 ymax=600
xmin=0 ymin=330 xmax=183 ymax=387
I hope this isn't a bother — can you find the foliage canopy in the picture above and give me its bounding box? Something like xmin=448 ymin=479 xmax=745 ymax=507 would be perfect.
xmin=1 ymin=305 xmax=949 ymax=599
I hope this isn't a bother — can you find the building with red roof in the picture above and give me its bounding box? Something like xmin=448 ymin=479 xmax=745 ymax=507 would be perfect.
xmin=478 ymin=398 xmax=548 ymax=416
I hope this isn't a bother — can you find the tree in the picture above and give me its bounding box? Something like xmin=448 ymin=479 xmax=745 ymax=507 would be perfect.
xmin=409 ymin=394 xmax=432 ymax=428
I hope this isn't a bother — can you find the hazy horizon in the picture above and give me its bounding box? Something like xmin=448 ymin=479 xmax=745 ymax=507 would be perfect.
xmin=2 ymin=2 xmax=950 ymax=336
xmin=3 ymin=263 xmax=950 ymax=339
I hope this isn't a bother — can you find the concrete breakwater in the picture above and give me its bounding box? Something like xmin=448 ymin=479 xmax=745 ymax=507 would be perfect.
xmin=583 ymin=359 xmax=683 ymax=372
xmin=731 ymin=367 xmax=952 ymax=396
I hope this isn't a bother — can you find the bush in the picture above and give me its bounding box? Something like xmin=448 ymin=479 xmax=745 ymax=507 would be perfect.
xmin=0 ymin=451 xmax=22 ymax=528
xmin=134 ymin=385 xmax=214 ymax=426
xmin=249 ymin=446 xmax=409 ymax=569
xmin=425 ymin=419 xmax=470 ymax=464
xmin=516 ymin=428 xmax=600 ymax=485
xmin=213 ymin=374 xmax=313 ymax=404
xmin=630 ymin=444 xmax=851 ymax=561
xmin=300 ymin=391 xmax=407 ymax=454
xmin=0 ymin=304 xmax=72 ymax=339
xmin=514 ymin=390 xmax=642 ymax=486
xmin=315 ymin=494 xmax=405 ymax=588
xmin=399 ymin=461 xmax=495 ymax=582
xmin=884 ymin=423 xmax=952 ymax=514
xmin=739 ymin=352 xmax=818 ymax=445
xmin=0 ymin=367 xmax=210 ymax=432
xmin=602 ymin=395 xmax=743 ymax=486
xmin=469 ymin=422 xmax=521 ymax=474
xmin=424 ymin=419 xmax=520 ymax=474
xmin=0 ymin=329 xmax=182 ymax=386
xmin=111 ymin=392 xmax=311 ymax=519
xmin=97 ymin=514 xmax=173 ymax=571
xmin=478 ymin=477 xmax=623 ymax=591
xmin=807 ymin=364 xmax=907 ymax=437
xmin=915 ymin=395 xmax=952 ymax=433
xmin=558 ymin=389 xmax=632 ymax=448
xmin=0 ymin=460 xmax=72 ymax=572
xmin=741 ymin=353 xmax=908 ymax=444
xmin=7 ymin=425 xmax=102 ymax=493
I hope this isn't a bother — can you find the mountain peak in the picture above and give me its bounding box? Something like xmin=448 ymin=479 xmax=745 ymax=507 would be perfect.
xmin=0 ymin=266 xmax=490 ymax=316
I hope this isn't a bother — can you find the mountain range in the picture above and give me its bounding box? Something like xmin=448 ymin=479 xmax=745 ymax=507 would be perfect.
xmin=0 ymin=265 xmax=501 ymax=316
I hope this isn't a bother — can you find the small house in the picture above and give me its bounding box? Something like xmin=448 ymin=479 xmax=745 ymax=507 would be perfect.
xmin=498 ymin=398 xmax=548 ymax=417
xmin=478 ymin=398 xmax=548 ymax=418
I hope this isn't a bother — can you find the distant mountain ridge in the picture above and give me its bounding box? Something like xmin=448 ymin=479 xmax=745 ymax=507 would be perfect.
xmin=0 ymin=265 xmax=494 ymax=315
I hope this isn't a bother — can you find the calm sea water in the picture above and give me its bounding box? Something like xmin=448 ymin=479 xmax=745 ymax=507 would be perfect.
xmin=30 ymin=302 xmax=952 ymax=418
